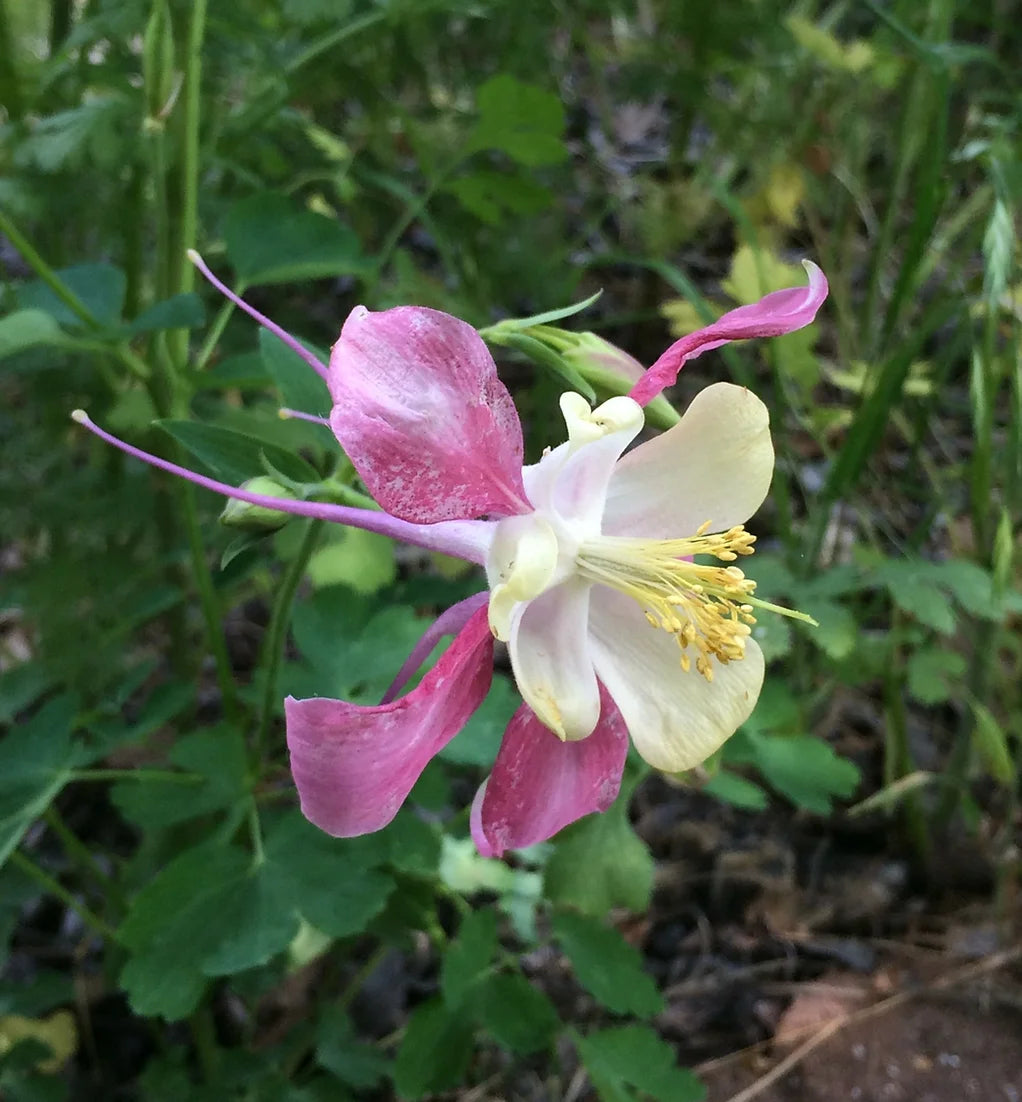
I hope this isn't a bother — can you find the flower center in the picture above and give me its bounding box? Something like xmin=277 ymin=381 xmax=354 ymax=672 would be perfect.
xmin=577 ymin=522 xmax=766 ymax=681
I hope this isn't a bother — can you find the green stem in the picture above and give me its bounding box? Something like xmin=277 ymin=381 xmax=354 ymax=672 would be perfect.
xmin=0 ymin=208 xmax=99 ymax=328
xmin=179 ymin=478 xmax=242 ymax=724
xmin=0 ymin=0 xmax=24 ymax=121
xmin=9 ymin=851 xmax=119 ymax=942
xmin=188 ymin=1003 xmax=220 ymax=1083
xmin=68 ymin=768 xmax=204 ymax=784
xmin=194 ymin=287 xmax=245 ymax=372
xmin=166 ymin=0 xmax=206 ymax=370
xmin=44 ymin=806 xmax=117 ymax=894
xmin=254 ymin=520 xmax=323 ymax=760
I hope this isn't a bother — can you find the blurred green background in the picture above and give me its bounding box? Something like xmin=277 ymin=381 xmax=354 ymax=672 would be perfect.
xmin=0 ymin=1 xmax=1020 ymax=1099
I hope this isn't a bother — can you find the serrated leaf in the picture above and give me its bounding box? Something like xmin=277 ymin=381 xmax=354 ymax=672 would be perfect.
xmin=127 ymin=293 xmax=206 ymax=336
xmin=0 ymin=310 xmax=69 ymax=360
xmin=261 ymin=812 xmax=393 ymax=939
xmin=702 ymin=771 xmax=769 ymax=810
xmin=468 ymin=75 xmax=567 ymax=166
xmin=441 ymin=909 xmax=497 ymax=1007
xmin=445 ymin=169 xmax=552 ymax=225
xmin=478 ymin=973 xmax=560 ymax=1053
xmin=906 ymin=648 xmax=967 ymax=705
xmin=552 ymin=913 xmax=663 ymax=1017
xmin=118 ymin=844 xmax=253 ymax=1019
xmin=737 ymin=732 xmax=860 ymax=814
xmin=0 ymin=696 xmax=79 ymax=867
xmin=544 ymin=797 xmax=652 ymax=915
xmin=224 ymin=193 xmax=366 ymax=286
xmin=109 ymin=725 xmax=248 ymax=831
xmin=877 ymin=562 xmax=957 ymax=634
xmin=393 ymin=998 xmax=474 ymax=1098
xmin=156 ymin=420 xmax=318 ymax=484
xmin=576 ymin=1024 xmax=705 ymax=1102
xmin=927 ymin=559 xmax=1002 ymax=620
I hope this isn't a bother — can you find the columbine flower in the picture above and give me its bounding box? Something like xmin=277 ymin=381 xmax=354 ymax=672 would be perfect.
xmin=74 ymin=256 xmax=826 ymax=856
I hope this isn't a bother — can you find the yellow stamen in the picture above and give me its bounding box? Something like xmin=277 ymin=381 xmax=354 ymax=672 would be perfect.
xmin=577 ymin=523 xmax=815 ymax=681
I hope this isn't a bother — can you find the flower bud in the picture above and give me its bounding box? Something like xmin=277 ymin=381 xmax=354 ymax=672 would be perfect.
xmin=219 ymin=477 xmax=297 ymax=532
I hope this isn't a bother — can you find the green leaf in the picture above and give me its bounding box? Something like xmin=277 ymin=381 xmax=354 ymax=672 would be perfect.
xmin=316 ymin=1008 xmax=389 ymax=1089
xmin=492 ymin=331 xmax=596 ymax=401
xmin=17 ymin=263 xmax=126 ymax=328
xmin=119 ymin=815 xmax=391 ymax=1020
xmin=440 ymin=675 xmax=518 ymax=767
xmin=906 ymin=648 xmax=967 ymax=705
xmin=261 ymin=812 xmax=394 ymax=939
xmin=551 ymin=913 xmax=663 ymax=1017
xmin=750 ymin=612 xmax=792 ymax=663
xmin=0 ymin=664 xmax=54 ymax=725
xmin=156 ymin=420 xmax=319 ymax=484
xmin=927 ymin=559 xmax=1002 ymax=620
xmin=258 ymin=329 xmax=332 ymax=442
xmin=480 ymin=291 xmax=603 ymax=334
xmin=109 ymin=725 xmax=248 ymax=831
xmin=444 ymin=169 xmax=552 ymax=226
xmin=224 ymin=193 xmax=366 ymax=286
xmin=0 ymin=310 xmax=69 ymax=360
xmin=393 ymin=998 xmax=474 ymax=1098
xmin=576 ymin=1024 xmax=706 ymax=1102
xmin=801 ymin=599 xmax=857 ymax=659
xmin=307 ymin=528 xmax=396 ymax=594
xmin=118 ymin=843 xmax=253 ymax=1019
xmin=127 ymin=293 xmax=206 ymax=336
xmin=0 ymin=696 xmax=79 ymax=867
xmin=544 ymin=797 xmax=653 ymax=915
xmin=441 ymin=909 xmax=497 ymax=1007
xmin=877 ymin=562 xmax=956 ymax=634
xmin=478 ymin=973 xmax=560 ymax=1054
xmin=737 ymin=732 xmax=860 ymax=814
xmin=702 ymin=771 xmax=769 ymax=810
xmin=469 ymin=75 xmax=568 ymax=166
xmin=970 ymin=702 xmax=1014 ymax=785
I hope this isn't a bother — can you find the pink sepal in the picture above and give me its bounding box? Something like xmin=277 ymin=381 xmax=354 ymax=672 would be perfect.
xmin=329 ymin=306 xmax=528 ymax=523
xmin=470 ymin=688 xmax=629 ymax=858
xmin=628 ymin=261 xmax=828 ymax=406
xmin=285 ymin=606 xmax=493 ymax=837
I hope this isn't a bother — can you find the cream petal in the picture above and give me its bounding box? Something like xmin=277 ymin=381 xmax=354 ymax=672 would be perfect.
xmin=588 ymin=587 xmax=764 ymax=772
xmin=602 ymin=382 xmax=774 ymax=540
xmin=507 ymin=579 xmax=601 ymax=741
xmin=525 ymin=394 xmax=644 ymax=534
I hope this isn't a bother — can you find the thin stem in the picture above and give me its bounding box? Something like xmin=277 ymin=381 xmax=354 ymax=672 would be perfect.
xmin=178 ymin=477 xmax=242 ymax=723
xmin=167 ymin=0 xmax=207 ymax=370
xmin=0 ymin=0 xmax=25 ymax=121
xmin=43 ymin=807 xmax=124 ymax=908
xmin=68 ymin=768 xmax=204 ymax=784
xmin=0 ymin=208 xmax=99 ymax=328
xmin=188 ymin=1003 xmax=220 ymax=1084
xmin=8 ymin=852 xmax=118 ymax=942
xmin=194 ymin=292 xmax=242 ymax=372
xmin=254 ymin=520 xmax=323 ymax=760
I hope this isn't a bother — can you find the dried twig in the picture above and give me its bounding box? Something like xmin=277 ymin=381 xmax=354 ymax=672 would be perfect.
xmin=710 ymin=946 xmax=1022 ymax=1102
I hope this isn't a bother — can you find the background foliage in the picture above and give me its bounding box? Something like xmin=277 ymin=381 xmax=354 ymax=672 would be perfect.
xmin=0 ymin=0 xmax=1019 ymax=1098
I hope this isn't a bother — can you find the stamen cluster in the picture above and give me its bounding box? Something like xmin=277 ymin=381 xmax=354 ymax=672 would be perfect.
xmin=577 ymin=523 xmax=760 ymax=682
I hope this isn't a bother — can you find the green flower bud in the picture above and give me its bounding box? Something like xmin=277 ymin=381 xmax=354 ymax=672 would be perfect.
xmin=220 ymin=477 xmax=297 ymax=532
